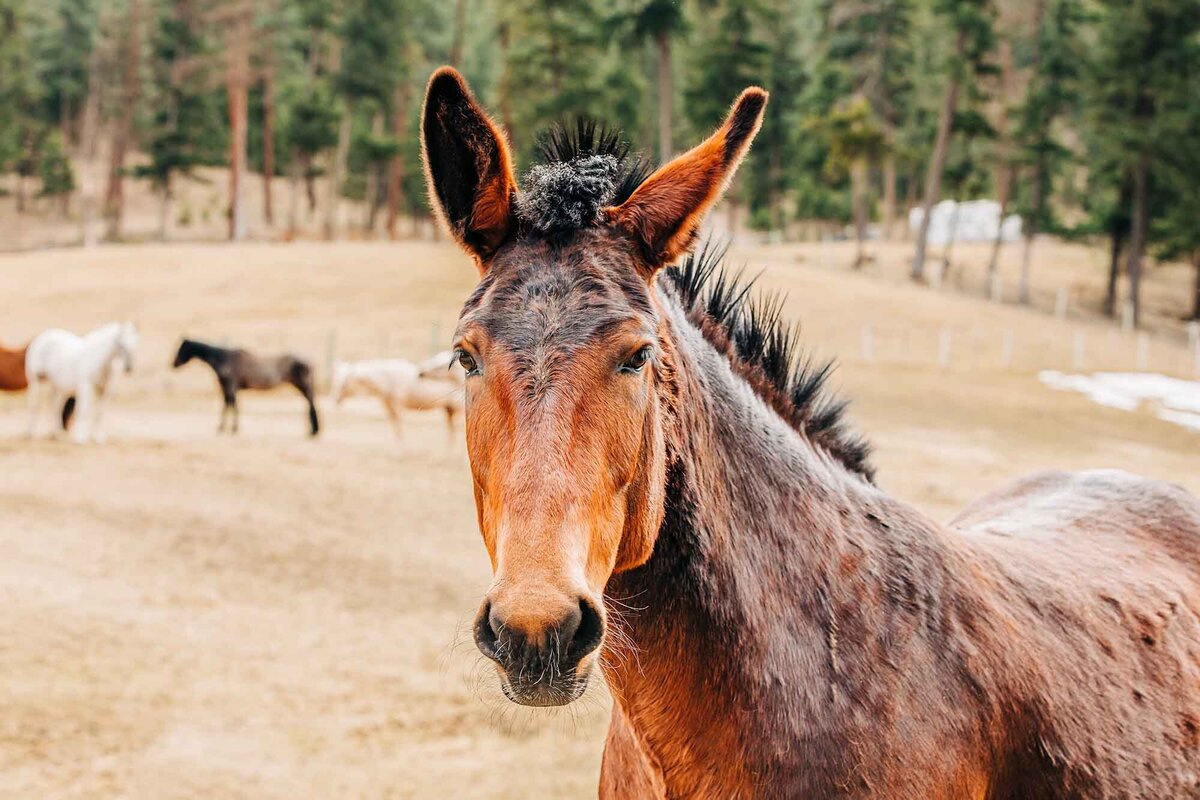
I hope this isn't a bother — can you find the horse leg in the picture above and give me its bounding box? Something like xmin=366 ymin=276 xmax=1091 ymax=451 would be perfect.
xmin=25 ymin=379 xmax=42 ymax=439
xmin=217 ymin=379 xmax=238 ymax=435
xmin=49 ymin=387 xmax=70 ymax=439
xmin=230 ymin=393 xmax=240 ymax=435
xmin=91 ymin=384 xmax=108 ymax=444
xmin=384 ymin=398 xmax=404 ymax=442
xmin=289 ymin=377 xmax=319 ymax=437
xmin=71 ymin=384 xmax=93 ymax=445
xmin=444 ymin=405 xmax=458 ymax=445
xmin=304 ymin=390 xmax=319 ymax=437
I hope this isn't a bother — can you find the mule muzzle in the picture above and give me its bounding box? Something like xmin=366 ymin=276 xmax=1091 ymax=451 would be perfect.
xmin=473 ymin=596 xmax=604 ymax=706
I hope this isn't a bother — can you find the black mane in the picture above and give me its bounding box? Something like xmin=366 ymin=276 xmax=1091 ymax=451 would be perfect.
xmin=664 ymin=241 xmax=874 ymax=481
xmin=516 ymin=119 xmax=654 ymax=233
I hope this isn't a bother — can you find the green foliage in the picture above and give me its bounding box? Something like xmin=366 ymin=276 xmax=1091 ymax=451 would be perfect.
xmin=33 ymin=0 xmax=95 ymax=133
xmin=0 ymin=0 xmax=37 ymax=172
xmin=287 ymin=85 xmax=340 ymax=161
xmin=338 ymin=0 xmax=405 ymax=107
xmin=137 ymin=0 xmax=224 ymax=190
xmin=500 ymin=0 xmax=645 ymax=166
xmin=0 ymin=0 xmax=1197 ymax=306
xmin=1079 ymin=0 xmax=1200 ymax=254
xmin=37 ymin=129 xmax=74 ymax=197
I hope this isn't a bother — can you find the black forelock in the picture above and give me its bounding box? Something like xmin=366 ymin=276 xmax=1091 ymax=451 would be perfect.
xmin=515 ymin=119 xmax=654 ymax=234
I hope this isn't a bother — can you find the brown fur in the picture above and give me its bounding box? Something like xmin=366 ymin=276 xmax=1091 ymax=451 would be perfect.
xmin=421 ymin=67 xmax=1200 ymax=797
xmin=0 ymin=343 xmax=29 ymax=391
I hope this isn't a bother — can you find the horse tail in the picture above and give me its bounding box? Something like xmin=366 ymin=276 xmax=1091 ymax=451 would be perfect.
xmin=61 ymin=396 xmax=76 ymax=430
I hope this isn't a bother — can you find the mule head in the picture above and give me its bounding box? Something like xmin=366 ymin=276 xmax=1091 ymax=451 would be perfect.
xmin=423 ymin=67 xmax=766 ymax=706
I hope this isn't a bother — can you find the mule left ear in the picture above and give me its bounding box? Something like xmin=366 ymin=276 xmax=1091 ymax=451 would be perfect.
xmin=605 ymin=87 xmax=768 ymax=274
xmin=421 ymin=67 xmax=517 ymax=268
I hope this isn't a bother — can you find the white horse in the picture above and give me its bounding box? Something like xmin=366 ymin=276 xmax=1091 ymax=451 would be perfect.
xmin=416 ymin=349 xmax=467 ymax=385
xmin=25 ymin=321 xmax=138 ymax=444
xmin=330 ymin=356 xmax=463 ymax=441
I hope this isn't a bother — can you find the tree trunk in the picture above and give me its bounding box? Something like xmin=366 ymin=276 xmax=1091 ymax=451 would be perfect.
xmin=1016 ymin=1 xmax=1048 ymax=306
xmin=226 ymin=5 xmax=251 ymax=242
xmin=1189 ymin=249 xmax=1200 ymax=321
xmin=901 ymin=172 xmax=918 ymax=242
xmin=1103 ymin=234 xmax=1123 ymax=318
xmin=1125 ymin=152 xmax=1150 ymax=329
xmin=943 ymin=199 xmax=961 ymax=278
xmin=986 ymin=166 xmax=1014 ymax=291
xmin=1103 ymin=177 xmax=1131 ymax=317
xmin=497 ymin=20 xmax=516 ymax=141
xmin=881 ymin=150 xmax=897 ymax=239
xmin=386 ymin=81 xmax=410 ymax=240
xmin=656 ymin=30 xmax=673 ymax=164
xmin=262 ymin=59 xmax=276 ymax=227
xmin=104 ymin=0 xmax=142 ymax=241
xmin=325 ymin=102 xmax=353 ymax=240
xmin=158 ymin=177 xmax=171 ymax=241
xmin=449 ymin=0 xmax=467 ymax=68
xmin=851 ymin=156 xmax=869 ymax=268
xmin=986 ymin=36 xmax=1017 ymax=289
xmin=911 ymin=29 xmax=965 ymax=281
xmin=1017 ymin=160 xmax=1042 ymax=305
xmin=78 ymin=21 xmax=104 ymax=247
xmin=365 ymin=111 xmax=384 ymax=233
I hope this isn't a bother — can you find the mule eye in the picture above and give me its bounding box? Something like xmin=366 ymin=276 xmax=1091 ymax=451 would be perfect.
xmin=620 ymin=346 xmax=652 ymax=374
xmin=455 ymin=349 xmax=479 ymax=376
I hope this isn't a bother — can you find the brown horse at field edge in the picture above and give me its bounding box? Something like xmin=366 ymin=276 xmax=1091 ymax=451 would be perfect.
xmin=0 ymin=342 xmax=28 ymax=392
xmin=421 ymin=66 xmax=1200 ymax=798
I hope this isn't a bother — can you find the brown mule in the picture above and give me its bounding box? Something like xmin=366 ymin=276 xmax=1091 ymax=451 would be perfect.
xmin=421 ymin=66 xmax=1200 ymax=798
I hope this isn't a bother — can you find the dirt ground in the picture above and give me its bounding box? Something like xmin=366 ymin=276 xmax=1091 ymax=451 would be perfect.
xmin=0 ymin=240 xmax=1197 ymax=799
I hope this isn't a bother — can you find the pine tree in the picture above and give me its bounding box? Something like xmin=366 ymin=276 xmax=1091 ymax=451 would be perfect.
xmin=1011 ymin=0 xmax=1083 ymax=304
xmin=611 ymin=0 xmax=686 ymax=163
xmin=137 ymin=0 xmax=223 ymax=239
xmin=502 ymin=0 xmax=645 ymax=167
xmin=0 ymin=0 xmax=39 ymax=209
xmin=684 ymin=0 xmax=769 ymax=230
xmin=910 ymin=0 xmax=996 ymax=281
xmin=1084 ymin=0 xmax=1200 ymax=327
xmin=37 ymin=129 xmax=75 ymax=214
xmin=35 ymin=0 xmax=95 ymax=143
xmin=817 ymin=0 xmax=915 ymax=239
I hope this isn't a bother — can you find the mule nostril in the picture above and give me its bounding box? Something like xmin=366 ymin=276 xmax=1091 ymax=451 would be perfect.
xmin=567 ymin=597 xmax=603 ymax=660
xmin=473 ymin=601 xmax=501 ymax=662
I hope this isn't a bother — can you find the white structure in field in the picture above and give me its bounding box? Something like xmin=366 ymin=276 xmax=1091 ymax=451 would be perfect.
xmin=908 ymin=200 xmax=1023 ymax=247
xmin=1039 ymin=371 xmax=1200 ymax=432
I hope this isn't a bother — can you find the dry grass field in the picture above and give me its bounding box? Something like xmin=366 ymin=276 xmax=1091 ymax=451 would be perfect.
xmin=0 ymin=239 xmax=1197 ymax=799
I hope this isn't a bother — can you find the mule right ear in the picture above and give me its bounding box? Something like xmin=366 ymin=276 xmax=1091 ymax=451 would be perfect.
xmin=421 ymin=67 xmax=517 ymax=270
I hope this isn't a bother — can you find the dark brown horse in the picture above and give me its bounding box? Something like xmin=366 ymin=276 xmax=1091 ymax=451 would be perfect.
xmin=173 ymin=338 xmax=319 ymax=436
xmin=422 ymin=67 xmax=1200 ymax=798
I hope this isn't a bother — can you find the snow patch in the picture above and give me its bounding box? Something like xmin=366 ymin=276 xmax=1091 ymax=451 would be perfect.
xmin=1039 ymin=370 xmax=1200 ymax=432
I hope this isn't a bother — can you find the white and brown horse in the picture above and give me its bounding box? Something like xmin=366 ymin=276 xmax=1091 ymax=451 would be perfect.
xmin=330 ymin=353 xmax=463 ymax=441
xmin=25 ymin=322 xmax=138 ymax=444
